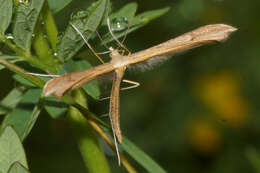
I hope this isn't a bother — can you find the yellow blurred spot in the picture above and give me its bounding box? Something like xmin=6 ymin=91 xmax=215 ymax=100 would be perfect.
xmin=217 ymin=96 xmax=249 ymax=127
xmin=194 ymin=71 xmax=249 ymax=127
xmin=188 ymin=121 xmax=221 ymax=154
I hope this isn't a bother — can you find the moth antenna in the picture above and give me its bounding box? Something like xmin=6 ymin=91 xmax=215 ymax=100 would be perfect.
xmin=106 ymin=18 xmax=130 ymax=54
xmin=70 ymin=23 xmax=105 ymax=64
xmin=120 ymin=18 xmax=131 ymax=45
xmin=96 ymin=30 xmax=110 ymax=51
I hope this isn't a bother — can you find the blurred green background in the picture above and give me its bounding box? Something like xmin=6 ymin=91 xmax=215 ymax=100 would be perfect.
xmin=2 ymin=0 xmax=260 ymax=172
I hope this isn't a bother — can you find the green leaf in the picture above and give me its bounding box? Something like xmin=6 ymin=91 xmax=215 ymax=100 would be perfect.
xmin=13 ymin=74 xmax=36 ymax=87
xmin=100 ymin=122 xmax=167 ymax=173
xmin=84 ymin=0 xmax=108 ymax=32
xmin=8 ymin=162 xmax=29 ymax=173
xmin=58 ymin=60 xmax=75 ymax=74
xmin=101 ymin=7 xmax=170 ymax=45
xmin=74 ymin=60 xmax=100 ymax=99
xmin=47 ymin=0 xmax=72 ymax=14
xmin=0 ymin=0 xmax=13 ymax=34
xmin=66 ymin=90 xmax=111 ymax=173
xmin=246 ymin=148 xmax=260 ymax=172
xmin=13 ymin=0 xmax=45 ymax=51
xmin=1 ymin=89 xmax=42 ymax=141
xmin=132 ymin=7 xmax=170 ymax=26
xmin=121 ymin=137 xmax=167 ymax=173
xmin=56 ymin=0 xmax=108 ymax=62
xmin=0 ymin=126 xmax=28 ymax=173
xmin=44 ymin=97 xmax=68 ymax=119
xmin=107 ymin=2 xmax=137 ymax=24
xmin=0 ymin=88 xmax=24 ymax=115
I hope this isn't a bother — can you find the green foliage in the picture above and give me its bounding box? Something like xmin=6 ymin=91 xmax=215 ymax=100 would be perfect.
xmin=108 ymin=2 xmax=137 ymax=23
xmin=1 ymin=89 xmax=42 ymax=141
xmin=8 ymin=162 xmax=30 ymax=173
xmin=0 ymin=88 xmax=24 ymax=115
xmin=0 ymin=126 xmax=28 ymax=173
xmin=56 ymin=0 xmax=108 ymax=62
xmin=122 ymin=138 xmax=167 ymax=173
xmin=0 ymin=56 xmax=23 ymax=71
xmin=0 ymin=0 xmax=13 ymax=34
xmin=0 ymin=0 xmax=170 ymax=172
xmin=43 ymin=97 xmax=68 ymax=119
xmin=13 ymin=74 xmax=37 ymax=87
xmin=101 ymin=4 xmax=170 ymax=45
xmin=48 ymin=0 xmax=72 ymax=14
xmin=246 ymin=148 xmax=260 ymax=172
xmin=66 ymin=90 xmax=111 ymax=173
xmin=13 ymin=0 xmax=45 ymax=51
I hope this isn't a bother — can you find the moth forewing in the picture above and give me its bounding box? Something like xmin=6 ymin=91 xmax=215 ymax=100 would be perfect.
xmin=126 ymin=24 xmax=237 ymax=66
xmin=43 ymin=62 xmax=115 ymax=98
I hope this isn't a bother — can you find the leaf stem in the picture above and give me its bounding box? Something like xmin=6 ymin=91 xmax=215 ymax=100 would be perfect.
xmin=0 ymin=58 xmax=45 ymax=87
xmin=0 ymin=32 xmax=57 ymax=74
xmin=31 ymin=1 xmax=60 ymax=73
xmin=0 ymin=34 xmax=24 ymax=55
xmin=88 ymin=119 xmax=138 ymax=173
xmin=65 ymin=90 xmax=111 ymax=173
xmin=65 ymin=94 xmax=138 ymax=172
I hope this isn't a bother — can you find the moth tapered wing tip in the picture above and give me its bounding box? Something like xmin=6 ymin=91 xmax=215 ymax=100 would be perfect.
xmin=117 ymin=135 xmax=123 ymax=143
xmin=43 ymin=79 xmax=63 ymax=99
xmin=113 ymin=126 xmax=123 ymax=143
xmin=113 ymin=122 xmax=123 ymax=143
xmin=195 ymin=24 xmax=238 ymax=43
xmin=205 ymin=24 xmax=237 ymax=32
xmin=220 ymin=24 xmax=238 ymax=41
xmin=215 ymin=24 xmax=237 ymax=30
xmin=219 ymin=24 xmax=238 ymax=38
xmin=228 ymin=25 xmax=238 ymax=32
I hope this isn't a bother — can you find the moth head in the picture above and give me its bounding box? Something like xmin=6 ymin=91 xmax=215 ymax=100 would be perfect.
xmin=109 ymin=47 xmax=121 ymax=57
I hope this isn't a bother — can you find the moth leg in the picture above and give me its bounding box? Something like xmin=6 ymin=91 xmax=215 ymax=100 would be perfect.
xmin=121 ymin=79 xmax=140 ymax=90
xmin=26 ymin=72 xmax=60 ymax=78
xmin=98 ymin=96 xmax=110 ymax=101
xmin=98 ymin=79 xmax=139 ymax=101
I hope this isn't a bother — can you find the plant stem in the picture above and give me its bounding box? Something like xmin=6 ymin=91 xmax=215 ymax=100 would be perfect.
xmin=0 ymin=58 xmax=45 ymax=87
xmin=65 ymin=90 xmax=111 ymax=173
xmin=0 ymin=34 xmax=24 ymax=56
xmin=42 ymin=2 xmax=58 ymax=51
xmin=65 ymin=96 xmax=138 ymax=172
xmin=89 ymin=119 xmax=138 ymax=173
xmin=31 ymin=0 xmax=60 ymax=73
xmin=32 ymin=26 xmax=59 ymax=73
xmin=0 ymin=29 xmax=57 ymax=74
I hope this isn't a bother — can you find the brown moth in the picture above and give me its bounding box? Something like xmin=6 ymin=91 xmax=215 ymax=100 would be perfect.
xmin=43 ymin=24 xmax=237 ymax=143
